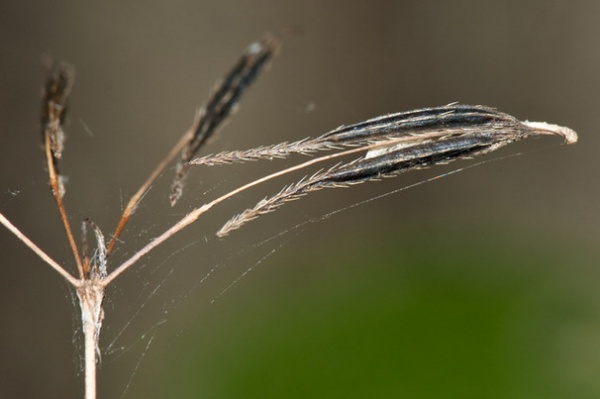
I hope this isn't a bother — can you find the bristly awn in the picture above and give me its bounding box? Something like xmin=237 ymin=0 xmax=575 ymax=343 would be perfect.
xmin=0 ymin=34 xmax=577 ymax=399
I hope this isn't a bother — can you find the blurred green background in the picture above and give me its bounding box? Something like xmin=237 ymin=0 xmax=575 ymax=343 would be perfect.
xmin=0 ymin=1 xmax=597 ymax=398
xmin=156 ymin=226 xmax=600 ymax=399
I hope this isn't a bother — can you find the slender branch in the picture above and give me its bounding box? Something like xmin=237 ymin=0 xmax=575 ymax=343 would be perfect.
xmin=44 ymin=132 xmax=85 ymax=278
xmin=103 ymin=204 xmax=209 ymax=285
xmin=0 ymin=212 xmax=78 ymax=286
xmin=41 ymin=62 xmax=85 ymax=278
xmin=106 ymin=131 xmax=191 ymax=255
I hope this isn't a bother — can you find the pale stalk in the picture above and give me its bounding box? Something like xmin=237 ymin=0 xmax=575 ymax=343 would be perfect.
xmin=77 ymin=280 xmax=105 ymax=399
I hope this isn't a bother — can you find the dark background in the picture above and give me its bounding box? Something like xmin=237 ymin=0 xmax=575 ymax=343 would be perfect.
xmin=0 ymin=1 xmax=597 ymax=398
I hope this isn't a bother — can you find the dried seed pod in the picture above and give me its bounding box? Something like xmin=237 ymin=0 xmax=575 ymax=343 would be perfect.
xmin=215 ymin=105 xmax=577 ymax=236
xmin=170 ymin=34 xmax=282 ymax=206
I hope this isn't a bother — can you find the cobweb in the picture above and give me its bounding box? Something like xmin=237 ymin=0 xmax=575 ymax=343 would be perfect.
xmin=0 ymin=123 xmax=561 ymax=398
xmin=80 ymin=149 xmax=526 ymax=398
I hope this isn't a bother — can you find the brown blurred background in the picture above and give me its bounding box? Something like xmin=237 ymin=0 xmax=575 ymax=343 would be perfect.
xmin=0 ymin=1 xmax=597 ymax=398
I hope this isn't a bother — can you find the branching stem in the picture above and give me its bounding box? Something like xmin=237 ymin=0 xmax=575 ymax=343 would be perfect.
xmin=0 ymin=37 xmax=578 ymax=399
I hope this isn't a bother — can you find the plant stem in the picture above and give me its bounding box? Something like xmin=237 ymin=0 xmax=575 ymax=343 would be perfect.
xmin=77 ymin=280 xmax=105 ymax=399
xmin=83 ymin=318 xmax=97 ymax=399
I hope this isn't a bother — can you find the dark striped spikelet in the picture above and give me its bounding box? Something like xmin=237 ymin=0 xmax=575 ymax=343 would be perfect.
xmin=170 ymin=34 xmax=282 ymax=206
xmin=189 ymin=104 xmax=577 ymax=237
